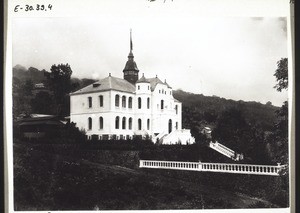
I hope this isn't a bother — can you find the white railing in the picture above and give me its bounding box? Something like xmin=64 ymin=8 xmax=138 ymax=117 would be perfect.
xmin=139 ymin=160 xmax=286 ymax=176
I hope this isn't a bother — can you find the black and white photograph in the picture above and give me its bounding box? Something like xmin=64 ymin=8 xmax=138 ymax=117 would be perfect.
xmin=5 ymin=0 xmax=293 ymax=212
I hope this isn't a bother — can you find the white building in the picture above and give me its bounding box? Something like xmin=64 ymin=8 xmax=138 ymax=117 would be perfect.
xmin=70 ymin=32 xmax=195 ymax=145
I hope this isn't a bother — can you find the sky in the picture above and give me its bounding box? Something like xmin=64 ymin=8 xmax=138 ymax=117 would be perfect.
xmin=12 ymin=0 xmax=289 ymax=106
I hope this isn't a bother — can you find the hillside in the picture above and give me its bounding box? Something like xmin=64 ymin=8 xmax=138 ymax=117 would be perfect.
xmin=13 ymin=65 xmax=96 ymax=91
xmin=173 ymin=89 xmax=278 ymax=131
xmin=14 ymin=142 xmax=282 ymax=210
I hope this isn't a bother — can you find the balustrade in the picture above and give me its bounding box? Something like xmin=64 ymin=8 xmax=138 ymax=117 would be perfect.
xmin=139 ymin=160 xmax=285 ymax=176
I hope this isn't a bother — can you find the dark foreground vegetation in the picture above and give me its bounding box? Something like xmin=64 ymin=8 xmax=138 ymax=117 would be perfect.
xmin=14 ymin=139 xmax=289 ymax=211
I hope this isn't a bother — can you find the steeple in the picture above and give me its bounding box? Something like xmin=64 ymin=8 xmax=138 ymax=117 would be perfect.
xmin=123 ymin=29 xmax=139 ymax=84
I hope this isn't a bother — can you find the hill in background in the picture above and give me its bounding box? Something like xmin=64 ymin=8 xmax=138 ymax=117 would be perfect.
xmin=13 ymin=65 xmax=278 ymax=130
xmin=173 ymin=89 xmax=278 ymax=131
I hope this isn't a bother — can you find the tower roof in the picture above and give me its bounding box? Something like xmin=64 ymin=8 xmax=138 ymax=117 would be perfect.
xmin=123 ymin=29 xmax=139 ymax=72
xmin=136 ymin=74 xmax=149 ymax=83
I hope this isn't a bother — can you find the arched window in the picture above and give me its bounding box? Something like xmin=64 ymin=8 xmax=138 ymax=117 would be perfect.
xmin=138 ymin=97 xmax=142 ymax=109
xmin=99 ymin=95 xmax=103 ymax=107
xmin=147 ymin=98 xmax=150 ymax=109
xmin=129 ymin=117 xmax=132 ymax=130
xmin=99 ymin=117 xmax=103 ymax=129
xmin=122 ymin=117 xmax=126 ymax=129
xmin=128 ymin=97 xmax=133 ymax=108
xmin=88 ymin=117 xmax=92 ymax=130
xmin=138 ymin=119 xmax=142 ymax=130
xmin=88 ymin=97 xmax=92 ymax=108
xmin=147 ymin=119 xmax=150 ymax=130
xmin=161 ymin=100 xmax=164 ymax=109
xmin=122 ymin=96 xmax=126 ymax=108
xmin=115 ymin=116 xmax=120 ymax=129
xmin=115 ymin=95 xmax=120 ymax=107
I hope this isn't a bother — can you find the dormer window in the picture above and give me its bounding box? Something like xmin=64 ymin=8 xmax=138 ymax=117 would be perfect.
xmin=93 ymin=83 xmax=100 ymax=88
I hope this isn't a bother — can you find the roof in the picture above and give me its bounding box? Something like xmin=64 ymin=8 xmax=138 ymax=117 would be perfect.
xmin=19 ymin=115 xmax=65 ymax=126
xmin=146 ymin=77 xmax=172 ymax=91
xmin=70 ymin=75 xmax=136 ymax=95
xmin=123 ymin=51 xmax=139 ymax=72
xmin=136 ymin=74 xmax=149 ymax=83
xmin=19 ymin=120 xmax=64 ymax=126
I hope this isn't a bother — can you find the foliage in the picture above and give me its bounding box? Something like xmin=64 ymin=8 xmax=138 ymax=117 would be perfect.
xmin=44 ymin=64 xmax=73 ymax=116
xmin=13 ymin=65 xmax=97 ymax=118
xmin=173 ymin=90 xmax=278 ymax=132
xmin=13 ymin=78 xmax=33 ymax=118
xmin=273 ymin=58 xmax=288 ymax=92
xmin=31 ymin=91 xmax=54 ymax=114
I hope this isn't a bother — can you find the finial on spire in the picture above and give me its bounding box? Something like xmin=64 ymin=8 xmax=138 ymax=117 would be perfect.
xmin=130 ymin=29 xmax=133 ymax=52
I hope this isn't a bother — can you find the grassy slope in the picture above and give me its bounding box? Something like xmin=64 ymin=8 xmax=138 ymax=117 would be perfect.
xmin=13 ymin=143 xmax=278 ymax=211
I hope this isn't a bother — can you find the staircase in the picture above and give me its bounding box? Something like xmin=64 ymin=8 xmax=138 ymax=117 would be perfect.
xmin=209 ymin=141 xmax=242 ymax=161
xmin=153 ymin=132 xmax=167 ymax=144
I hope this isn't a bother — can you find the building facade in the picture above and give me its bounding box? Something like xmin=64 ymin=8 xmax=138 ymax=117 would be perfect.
xmin=70 ymin=33 xmax=194 ymax=144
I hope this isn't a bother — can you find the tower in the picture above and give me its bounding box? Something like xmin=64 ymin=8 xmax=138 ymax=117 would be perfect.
xmin=123 ymin=29 xmax=139 ymax=84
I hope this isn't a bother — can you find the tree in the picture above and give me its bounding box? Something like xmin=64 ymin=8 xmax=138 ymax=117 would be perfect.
xmin=31 ymin=91 xmax=54 ymax=115
xmin=45 ymin=63 xmax=73 ymax=115
xmin=274 ymin=58 xmax=288 ymax=92
xmin=13 ymin=77 xmax=33 ymax=118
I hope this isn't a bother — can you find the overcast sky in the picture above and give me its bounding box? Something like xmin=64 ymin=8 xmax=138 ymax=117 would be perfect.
xmin=12 ymin=0 xmax=288 ymax=106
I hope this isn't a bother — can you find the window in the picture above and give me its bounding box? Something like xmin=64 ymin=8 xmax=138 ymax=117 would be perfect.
xmin=147 ymin=119 xmax=150 ymax=130
xmin=161 ymin=100 xmax=164 ymax=109
xmin=148 ymin=86 xmax=150 ymax=90
xmin=175 ymin=105 xmax=178 ymax=114
xmin=88 ymin=117 xmax=92 ymax=130
xmin=115 ymin=95 xmax=120 ymax=107
xmin=138 ymin=119 xmax=142 ymax=130
xmin=122 ymin=117 xmax=126 ymax=129
xmin=122 ymin=96 xmax=126 ymax=108
xmin=129 ymin=117 xmax=132 ymax=130
xmin=138 ymin=85 xmax=140 ymax=90
xmin=99 ymin=117 xmax=103 ymax=129
xmin=99 ymin=95 xmax=103 ymax=107
xmin=138 ymin=97 xmax=142 ymax=109
xmin=88 ymin=97 xmax=92 ymax=108
xmin=147 ymin=98 xmax=150 ymax=109
xmin=159 ymin=90 xmax=161 ymax=93
xmin=115 ymin=116 xmax=120 ymax=129
xmin=128 ymin=97 xmax=133 ymax=108
xmin=168 ymin=119 xmax=172 ymax=133
xmin=176 ymin=122 xmax=178 ymax=130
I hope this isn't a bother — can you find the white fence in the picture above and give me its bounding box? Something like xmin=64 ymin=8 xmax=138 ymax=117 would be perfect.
xmin=139 ymin=160 xmax=286 ymax=176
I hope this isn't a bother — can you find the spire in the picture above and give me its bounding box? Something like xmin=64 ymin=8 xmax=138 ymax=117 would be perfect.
xmin=128 ymin=29 xmax=134 ymax=58
xmin=130 ymin=28 xmax=133 ymax=52
xmin=123 ymin=29 xmax=139 ymax=84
